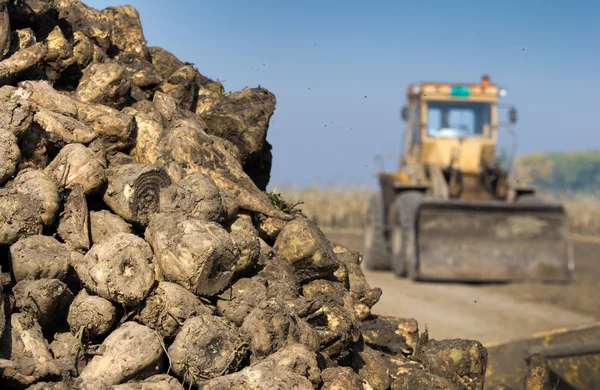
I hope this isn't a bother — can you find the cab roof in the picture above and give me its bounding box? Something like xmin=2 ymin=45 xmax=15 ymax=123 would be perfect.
xmin=407 ymin=75 xmax=504 ymax=101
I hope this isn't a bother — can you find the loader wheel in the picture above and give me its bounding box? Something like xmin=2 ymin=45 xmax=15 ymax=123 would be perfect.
xmin=363 ymin=193 xmax=390 ymax=270
xmin=390 ymin=191 xmax=423 ymax=279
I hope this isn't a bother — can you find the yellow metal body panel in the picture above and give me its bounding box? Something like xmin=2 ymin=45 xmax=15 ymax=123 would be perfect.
xmin=387 ymin=171 xmax=411 ymax=183
xmin=484 ymin=322 xmax=600 ymax=390
xmin=408 ymin=81 xmax=499 ymax=101
xmin=420 ymin=138 xmax=494 ymax=174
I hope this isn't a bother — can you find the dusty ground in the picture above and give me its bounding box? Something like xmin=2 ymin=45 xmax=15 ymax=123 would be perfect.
xmin=327 ymin=230 xmax=600 ymax=345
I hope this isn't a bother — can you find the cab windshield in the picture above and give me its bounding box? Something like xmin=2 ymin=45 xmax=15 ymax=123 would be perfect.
xmin=426 ymin=101 xmax=492 ymax=138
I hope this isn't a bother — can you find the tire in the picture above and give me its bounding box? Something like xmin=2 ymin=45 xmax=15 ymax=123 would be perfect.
xmin=363 ymin=193 xmax=390 ymax=270
xmin=389 ymin=191 xmax=423 ymax=279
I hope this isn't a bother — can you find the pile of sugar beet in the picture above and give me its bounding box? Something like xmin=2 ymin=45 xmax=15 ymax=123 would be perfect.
xmin=0 ymin=1 xmax=544 ymax=389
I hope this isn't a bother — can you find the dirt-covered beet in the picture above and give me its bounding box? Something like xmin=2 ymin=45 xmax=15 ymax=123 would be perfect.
xmin=67 ymin=289 xmax=120 ymax=339
xmin=302 ymin=280 xmax=361 ymax=359
xmin=145 ymin=213 xmax=238 ymax=297
xmin=53 ymin=0 xmax=111 ymax=51
xmin=9 ymin=28 xmax=36 ymax=56
xmin=0 ymin=189 xmax=42 ymax=246
xmin=104 ymin=163 xmax=171 ymax=227
xmin=25 ymin=380 xmax=72 ymax=390
xmin=199 ymin=88 xmax=276 ymax=180
xmin=274 ymin=216 xmax=339 ymax=282
xmin=74 ymin=233 xmax=155 ymax=307
xmin=250 ymin=343 xmax=321 ymax=386
xmin=10 ymin=169 xmax=60 ymax=227
xmin=136 ymin=281 xmax=214 ymax=339
xmin=158 ymin=65 xmax=199 ymax=112
xmin=0 ymin=99 xmax=35 ymax=141
xmin=89 ymin=210 xmax=133 ymax=245
xmin=74 ymin=100 xmax=136 ymax=152
xmin=32 ymin=108 xmax=98 ymax=148
xmin=10 ymin=235 xmax=73 ymax=282
xmin=102 ymin=5 xmax=149 ymax=58
xmin=126 ymin=107 xmax=165 ymax=165
xmin=115 ymin=52 xmax=163 ymax=91
xmin=391 ymin=369 xmax=454 ymax=390
xmin=106 ymin=374 xmax=185 ymax=390
xmin=0 ymin=2 xmax=9 ymax=61
xmin=240 ymin=298 xmax=319 ymax=361
xmin=13 ymin=80 xmax=76 ymax=117
xmin=1 ymin=313 xmax=61 ymax=388
xmin=254 ymin=214 xmax=288 ymax=243
xmin=44 ymin=143 xmax=106 ymax=196
xmin=379 ymin=351 xmax=425 ymax=382
xmin=331 ymin=243 xmax=382 ymax=320
xmin=168 ymin=314 xmax=249 ymax=386
xmin=13 ymin=279 xmax=74 ymax=333
xmin=361 ymin=315 xmax=420 ymax=356
xmin=0 ymin=128 xmax=20 ymax=185
xmin=155 ymin=117 xmax=290 ymax=221
xmin=57 ymin=183 xmax=91 ymax=252
xmin=75 ymin=62 xmax=133 ymax=110
xmin=227 ymin=216 xmax=260 ymax=275
xmin=148 ymin=46 xmax=183 ymax=80
xmin=415 ymin=338 xmax=488 ymax=390
xmin=195 ymin=367 xmax=314 ymax=390
xmin=158 ymin=172 xmax=227 ymax=223
xmin=321 ymin=367 xmax=366 ymax=390
xmin=75 ymin=322 xmax=164 ymax=389
xmin=0 ymin=41 xmax=47 ymax=86
xmin=256 ymin=255 xmax=300 ymax=302
xmin=49 ymin=332 xmax=90 ymax=378
xmin=216 ymin=277 xmax=267 ymax=326
xmin=341 ymin=338 xmax=391 ymax=390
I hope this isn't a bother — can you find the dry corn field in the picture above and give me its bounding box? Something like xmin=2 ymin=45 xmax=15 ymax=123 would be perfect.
xmin=279 ymin=186 xmax=600 ymax=237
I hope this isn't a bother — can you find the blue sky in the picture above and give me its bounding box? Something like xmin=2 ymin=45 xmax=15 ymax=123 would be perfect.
xmin=86 ymin=0 xmax=600 ymax=188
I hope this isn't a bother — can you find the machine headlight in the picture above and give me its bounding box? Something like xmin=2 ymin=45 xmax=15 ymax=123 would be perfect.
xmin=499 ymin=88 xmax=508 ymax=97
xmin=412 ymin=84 xmax=421 ymax=94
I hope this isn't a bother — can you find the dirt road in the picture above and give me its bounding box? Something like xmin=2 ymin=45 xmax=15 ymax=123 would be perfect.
xmin=327 ymin=231 xmax=600 ymax=344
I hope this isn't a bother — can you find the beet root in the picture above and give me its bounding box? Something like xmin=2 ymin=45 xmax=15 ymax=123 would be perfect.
xmin=168 ymin=314 xmax=249 ymax=386
xmin=74 ymin=233 xmax=155 ymax=307
xmin=75 ymin=322 xmax=164 ymax=389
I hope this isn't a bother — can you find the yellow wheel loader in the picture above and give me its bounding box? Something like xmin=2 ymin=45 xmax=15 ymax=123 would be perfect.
xmin=363 ymin=75 xmax=573 ymax=282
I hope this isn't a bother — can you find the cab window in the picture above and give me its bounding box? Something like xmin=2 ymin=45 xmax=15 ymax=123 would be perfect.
xmin=426 ymin=101 xmax=491 ymax=138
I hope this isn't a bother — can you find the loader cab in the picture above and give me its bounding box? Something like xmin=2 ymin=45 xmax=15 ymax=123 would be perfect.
xmin=395 ymin=76 xmax=519 ymax=202
xmin=401 ymin=77 xmax=505 ymax=176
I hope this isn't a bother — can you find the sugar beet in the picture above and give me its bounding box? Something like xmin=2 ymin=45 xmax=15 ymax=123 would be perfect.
xmin=75 ymin=322 xmax=164 ymax=389
xmin=74 ymin=233 xmax=155 ymax=307
xmin=168 ymin=314 xmax=249 ymax=385
xmin=145 ymin=213 xmax=237 ymax=297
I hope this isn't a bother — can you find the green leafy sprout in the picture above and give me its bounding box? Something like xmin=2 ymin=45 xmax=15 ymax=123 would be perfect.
xmin=267 ymin=186 xmax=303 ymax=214
xmin=218 ymin=85 xmax=232 ymax=96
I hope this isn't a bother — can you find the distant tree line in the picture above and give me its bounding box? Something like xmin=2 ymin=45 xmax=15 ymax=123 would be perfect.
xmin=515 ymin=150 xmax=600 ymax=193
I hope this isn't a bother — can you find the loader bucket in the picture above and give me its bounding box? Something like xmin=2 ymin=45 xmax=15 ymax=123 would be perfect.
xmin=414 ymin=199 xmax=573 ymax=282
xmin=484 ymin=322 xmax=600 ymax=389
